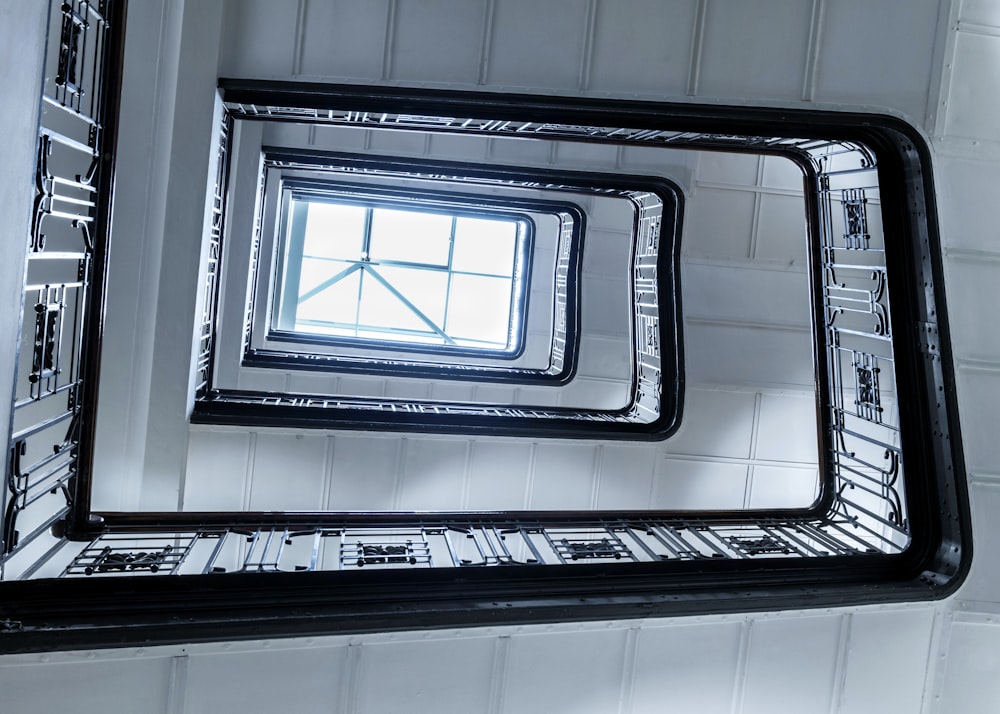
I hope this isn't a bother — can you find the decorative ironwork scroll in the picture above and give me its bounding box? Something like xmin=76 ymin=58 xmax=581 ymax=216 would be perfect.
xmin=3 ymin=0 xmax=123 ymax=561
xmin=195 ymin=110 xmax=232 ymax=397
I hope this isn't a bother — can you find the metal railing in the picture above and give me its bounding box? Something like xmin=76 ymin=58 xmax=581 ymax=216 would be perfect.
xmin=0 ymin=35 xmax=966 ymax=648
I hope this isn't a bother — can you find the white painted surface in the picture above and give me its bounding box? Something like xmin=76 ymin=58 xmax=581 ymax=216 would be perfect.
xmin=0 ymin=606 xmax=946 ymax=714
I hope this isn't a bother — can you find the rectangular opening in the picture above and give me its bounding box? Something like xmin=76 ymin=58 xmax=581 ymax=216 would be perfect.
xmin=275 ymin=194 xmax=531 ymax=355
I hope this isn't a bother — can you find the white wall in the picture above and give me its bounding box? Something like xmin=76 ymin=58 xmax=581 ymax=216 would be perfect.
xmin=3 ymin=0 xmax=1000 ymax=711
xmin=92 ymin=1 xmax=829 ymax=514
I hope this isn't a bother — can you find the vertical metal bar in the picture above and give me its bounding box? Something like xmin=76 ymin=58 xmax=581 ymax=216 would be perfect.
xmin=442 ymin=215 xmax=456 ymax=333
xmin=54 ymin=285 xmax=66 ymax=394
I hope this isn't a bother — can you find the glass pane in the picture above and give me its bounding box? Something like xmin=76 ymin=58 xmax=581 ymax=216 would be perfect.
xmin=301 ymin=201 xmax=366 ymax=260
xmin=295 ymin=264 xmax=360 ymax=327
xmin=446 ymin=274 xmax=514 ymax=345
xmin=357 ymin=272 xmax=437 ymax=334
xmin=369 ymin=208 xmax=452 ymax=265
xmin=376 ymin=265 xmax=448 ymax=327
xmin=452 ymin=217 xmax=518 ymax=276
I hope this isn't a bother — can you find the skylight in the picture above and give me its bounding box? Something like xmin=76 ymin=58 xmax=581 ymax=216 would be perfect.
xmin=275 ymin=196 xmax=528 ymax=353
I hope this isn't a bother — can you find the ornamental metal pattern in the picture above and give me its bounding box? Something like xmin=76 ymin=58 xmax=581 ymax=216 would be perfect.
xmin=340 ymin=531 xmax=433 ymax=568
xmin=852 ymin=351 xmax=883 ymax=424
xmin=3 ymin=0 xmax=121 ymax=561
xmin=818 ymin=152 xmax=907 ymax=543
xmin=62 ymin=534 xmax=197 ymax=577
xmin=195 ymin=110 xmax=232 ymax=397
xmin=842 ymin=189 xmax=870 ymax=249
xmin=35 ymin=512 xmax=907 ymax=579
xmin=0 ymin=74 xmax=945 ymax=638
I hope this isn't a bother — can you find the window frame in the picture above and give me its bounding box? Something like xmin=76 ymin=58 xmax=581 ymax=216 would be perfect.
xmin=241 ymin=153 xmax=592 ymax=386
xmin=272 ymin=184 xmax=537 ymax=360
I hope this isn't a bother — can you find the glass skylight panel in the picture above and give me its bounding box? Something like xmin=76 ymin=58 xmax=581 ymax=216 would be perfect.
xmin=446 ymin=274 xmax=513 ymax=345
xmin=301 ymin=202 xmax=366 ymax=260
xmin=452 ymin=217 xmax=518 ymax=275
xmin=369 ymin=208 xmax=452 ymax=265
xmin=278 ymin=198 xmax=526 ymax=351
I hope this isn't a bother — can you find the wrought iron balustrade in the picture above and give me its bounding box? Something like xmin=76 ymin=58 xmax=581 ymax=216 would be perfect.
xmin=0 ymin=26 xmax=968 ymax=650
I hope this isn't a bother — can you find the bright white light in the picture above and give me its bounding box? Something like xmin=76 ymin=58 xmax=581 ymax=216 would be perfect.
xmin=287 ymin=200 xmax=523 ymax=349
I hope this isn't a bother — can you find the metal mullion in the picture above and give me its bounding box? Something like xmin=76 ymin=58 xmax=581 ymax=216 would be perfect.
xmin=299 ymin=254 xmax=354 ymax=264
xmin=296 ymin=262 xmax=362 ymax=304
xmin=353 ymin=208 xmax=373 ymax=338
xmin=360 ymin=206 xmax=373 ymax=257
xmin=353 ymin=269 xmax=364 ymax=339
xmin=442 ymin=216 xmax=457 ymax=333
xmin=363 ymin=265 xmax=455 ymax=344
xmin=296 ymin=318 xmax=435 ymax=339
xmin=449 ymin=267 xmax=514 ymax=280
xmin=374 ymin=258 xmax=451 ymax=272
